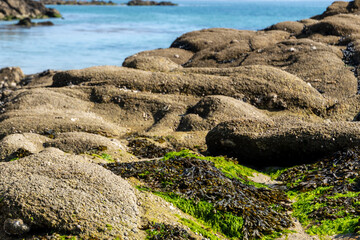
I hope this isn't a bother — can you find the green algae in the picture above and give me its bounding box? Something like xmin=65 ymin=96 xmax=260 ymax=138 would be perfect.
xmin=145 ymin=221 xmax=195 ymax=240
xmin=154 ymin=192 xmax=244 ymax=239
xmin=107 ymin=152 xmax=292 ymax=239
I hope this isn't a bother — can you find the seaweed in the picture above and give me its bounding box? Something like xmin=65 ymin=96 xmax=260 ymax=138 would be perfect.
xmin=278 ymin=148 xmax=360 ymax=235
xmin=106 ymin=153 xmax=292 ymax=239
xmin=144 ymin=222 xmax=195 ymax=240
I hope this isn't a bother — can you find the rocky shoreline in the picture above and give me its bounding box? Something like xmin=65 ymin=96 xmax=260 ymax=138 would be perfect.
xmin=126 ymin=0 xmax=177 ymax=6
xmin=1 ymin=0 xmax=360 ymax=239
xmin=0 ymin=0 xmax=61 ymax=20
xmin=40 ymin=0 xmax=116 ymax=5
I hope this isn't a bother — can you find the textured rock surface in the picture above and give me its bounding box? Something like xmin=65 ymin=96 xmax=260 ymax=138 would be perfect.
xmin=206 ymin=119 xmax=360 ymax=167
xmin=0 ymin=148 xmax=139 ymax=239
xmin=53 ymin=65 xmax=327 ymax=114
xmin=0 ymin=0 xmax=61 ymax=20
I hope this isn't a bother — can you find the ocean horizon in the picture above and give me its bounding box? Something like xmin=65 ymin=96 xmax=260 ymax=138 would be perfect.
xmin=0 ymin=0 xmax=335 ymax=74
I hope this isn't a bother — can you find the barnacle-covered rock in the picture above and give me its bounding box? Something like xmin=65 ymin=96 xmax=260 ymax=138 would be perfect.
xmin=206 ymin=119 xmax=360 ymax=167
xmin=0 ymin=148 xmax=139 ymax=240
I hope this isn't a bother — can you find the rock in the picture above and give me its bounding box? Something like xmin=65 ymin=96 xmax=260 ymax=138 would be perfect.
xmin=306 ymin=14 xmax=360 ymax=40
xmin=126 ymin=0 xmax=177 ymax=6
xmin=52 ymin=65 xmax=327 ymax=114
xmin=206 ymin=119 xmax=360 ymax=167
xmin=265 ymin=21 xmax=305 ymax=36
xmin=177 ymin=95 xmax=271 ymax=131
xmin=241 ymin=39 xmax=357 ymax=99
xmin=39 ymin=0 xmax=116 ymax=5
xmin=3 ymin=219 xmax=30 ymax=236
xmin=171 ymin=28 xmax=290 ymax=53
xmin=0 ymin=133 xmax=47 ymax=161
xmin=123 ymin=55 xmax=181 ymax=72
xmin=311 ymin=0 xmax=359 ymax=20
xmin=22 ymin=69 xmax=56 ymax=88
xmin=16 ymin=17 xmax=54 ymax=27
xmin=0 ymin=67 xmax=25 ymax=85
xmin=0 ymin=88 xmax=128 ymax=138
xmin=0 ymin=148 xmax=139 ymax=239
xmin=0 ymin=0 xmax=61 ymax=20
xmin=123 ymin=48 xmax=193 ymax=66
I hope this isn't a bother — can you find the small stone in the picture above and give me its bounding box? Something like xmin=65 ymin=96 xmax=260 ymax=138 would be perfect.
xmin=3 ymin=218 xmax=30 ymax=236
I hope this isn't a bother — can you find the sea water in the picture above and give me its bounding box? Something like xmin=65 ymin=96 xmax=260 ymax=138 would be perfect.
xmin=0 ymin=0 xmax=335 ymax=74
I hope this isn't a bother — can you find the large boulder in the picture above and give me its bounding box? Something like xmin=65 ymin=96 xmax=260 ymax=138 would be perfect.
xmin=0 ymin=148 xmax=139 ymax=239
xmin=174 ymin=29 xmax=290 ymax=68
xmin=177 ymin=95 xmax=271 ymax=131
xmin=0 ymin=0 xmax=61 ymax=20
xmin=206 ymin=118 xmax=360 ymax=167
xmin=0 ymin=88 xmax=128 ymax=138
xmin=242 ymin=39 xmax=357 ymax=99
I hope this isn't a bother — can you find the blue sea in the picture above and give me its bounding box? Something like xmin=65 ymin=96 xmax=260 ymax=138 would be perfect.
xmin=0 ymin=0 xmax=335 ymax=74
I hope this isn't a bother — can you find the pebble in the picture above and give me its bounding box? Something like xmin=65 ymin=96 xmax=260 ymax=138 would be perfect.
xmin=3 ymin=218 xmax=30 ymax=236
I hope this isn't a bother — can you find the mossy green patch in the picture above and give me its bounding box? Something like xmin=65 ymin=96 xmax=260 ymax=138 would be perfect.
xmin=154 ymin=192 xmax=244 ymax=239
xmin=289 ymin=187 xmax=360 ymax=236
xmin=91 ymin=153 xmax=115 ymax=163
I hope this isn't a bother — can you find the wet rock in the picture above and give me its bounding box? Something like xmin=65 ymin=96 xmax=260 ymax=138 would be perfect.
xmin=3 ymin=219 xmax=30 ymax=236
xmin=16 ymin=18 xmax=54 ymax=27
xmin=206 ymin=119 xmax=360 ymax=167
xmin=127 ymin=136 xmax=175 ymax=158
xmin=107 ymin=156 xmax=292 ymax=239
xmin=0 ymin=148 xmax=139 ymax=239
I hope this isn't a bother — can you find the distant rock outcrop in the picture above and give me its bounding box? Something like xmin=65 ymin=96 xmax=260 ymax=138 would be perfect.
xmin=16 ymin=17 xmax=54 ymax=26
xmin=40 ymin=0 xmax=116 ymax=5
xmin=127 ymin=0 xmax=177 ymax=6
xmin=0 ymin=0 xmax=61 ymax=20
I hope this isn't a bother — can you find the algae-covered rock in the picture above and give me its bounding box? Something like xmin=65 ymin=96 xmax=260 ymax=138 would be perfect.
xmin=0 ymin=148 xmax=139 ymax=239
xmin=206 ymin=119 xmax=360 ymax=167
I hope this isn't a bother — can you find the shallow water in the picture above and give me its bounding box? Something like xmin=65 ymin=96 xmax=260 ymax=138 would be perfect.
xmin=0 ymin=0 xmax=335 ymax=74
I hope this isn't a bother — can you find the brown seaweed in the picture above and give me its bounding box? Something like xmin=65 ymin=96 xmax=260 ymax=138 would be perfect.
xmin=105 ymin=156 xmax=293 ymax=239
